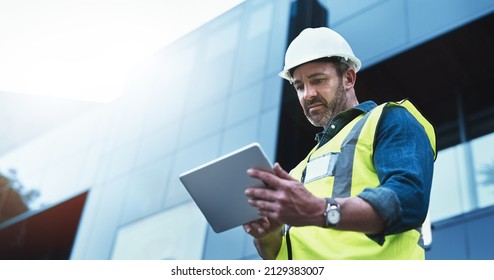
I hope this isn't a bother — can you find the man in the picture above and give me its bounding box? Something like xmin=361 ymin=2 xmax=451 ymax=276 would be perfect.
xmin=243 ymin=27 xmax=436 ymax=260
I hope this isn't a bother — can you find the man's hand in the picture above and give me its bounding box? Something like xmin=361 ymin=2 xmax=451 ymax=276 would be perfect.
xmin=244 ymin=162 xmax=326 ymax=227
xmin=243 ymin=217 xmax=283 ymax=260
xmin=243 ymin=216 xmax=283 ymax=239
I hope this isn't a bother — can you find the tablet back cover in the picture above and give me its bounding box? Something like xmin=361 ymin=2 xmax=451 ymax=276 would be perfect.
xmin=179 ymin=143 xmax=272 ymax=233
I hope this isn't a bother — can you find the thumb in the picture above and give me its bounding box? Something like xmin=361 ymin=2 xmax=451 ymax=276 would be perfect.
xmin=273 ymin=162 xmax=297 ymax=181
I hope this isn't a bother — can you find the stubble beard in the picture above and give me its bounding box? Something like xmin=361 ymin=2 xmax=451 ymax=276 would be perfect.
xmin=303 ymin=82 xmax=347 ymax=129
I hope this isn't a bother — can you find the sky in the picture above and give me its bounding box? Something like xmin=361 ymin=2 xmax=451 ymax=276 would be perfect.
xmin=0 ymin=0 xmax=245 ymax=102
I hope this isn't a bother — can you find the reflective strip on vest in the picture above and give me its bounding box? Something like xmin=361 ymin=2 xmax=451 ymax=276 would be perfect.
xmin=277 ymin=100 xmax=436 ymax=260
xmin=332 ymin=109 xmax=372 ymax=197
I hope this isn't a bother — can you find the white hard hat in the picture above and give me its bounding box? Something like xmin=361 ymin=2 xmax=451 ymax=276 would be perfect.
xmin=279 ymin=27 xmax=361 ymax=82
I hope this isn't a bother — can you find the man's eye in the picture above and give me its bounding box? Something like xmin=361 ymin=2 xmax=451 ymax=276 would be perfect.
xmin=313 ymin=78 xmax=325 ymax=84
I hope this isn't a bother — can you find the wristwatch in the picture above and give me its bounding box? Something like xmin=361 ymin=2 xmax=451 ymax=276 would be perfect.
xmin=324 ymin=198 xmax=341 ymax=227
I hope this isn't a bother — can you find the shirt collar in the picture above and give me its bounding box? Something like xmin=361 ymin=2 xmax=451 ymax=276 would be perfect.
xmin=315 ymin=100 xmax=378 ymax=142
xmin=353 ymin=100 xmax=378 ymax=114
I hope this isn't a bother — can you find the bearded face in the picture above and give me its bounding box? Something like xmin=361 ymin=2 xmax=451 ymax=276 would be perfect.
xmin=292 ymin=61 xmax=349 ymax=129
xmin=302 ymin=81 xmax=346 ymax=128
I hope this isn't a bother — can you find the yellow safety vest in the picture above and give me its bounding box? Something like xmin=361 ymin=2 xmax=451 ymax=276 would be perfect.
xmin=276 ymin=100 xmax=436 ymax=260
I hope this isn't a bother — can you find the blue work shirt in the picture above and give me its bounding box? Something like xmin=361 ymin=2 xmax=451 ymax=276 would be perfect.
xmin=315 ymin=100 xmax=435 ymax=244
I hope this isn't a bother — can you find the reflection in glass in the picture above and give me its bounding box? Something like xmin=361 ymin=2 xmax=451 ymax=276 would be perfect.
xmin=0 ymin=169 xmax=40 ymax=223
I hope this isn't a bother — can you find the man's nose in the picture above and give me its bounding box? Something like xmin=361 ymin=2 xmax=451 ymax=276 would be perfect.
xmin=303 ymin=84 xmax=317 ymax=100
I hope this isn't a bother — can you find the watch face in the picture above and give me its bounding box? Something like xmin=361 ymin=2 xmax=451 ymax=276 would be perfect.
xmin=327 ymin=209 xmax=340 ymax=224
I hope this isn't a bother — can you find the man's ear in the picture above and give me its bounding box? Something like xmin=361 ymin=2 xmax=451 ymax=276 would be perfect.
xmin=343 ymin=68 xmax=356 ymax=90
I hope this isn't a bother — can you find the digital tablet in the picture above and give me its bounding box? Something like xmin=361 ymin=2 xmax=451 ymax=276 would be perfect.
xmin=179 ymin=142 xmax=273 ymax=233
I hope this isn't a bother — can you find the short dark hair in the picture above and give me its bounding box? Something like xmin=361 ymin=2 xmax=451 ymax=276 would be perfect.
xmin=289 ymin=56 xmax=350 ymax=79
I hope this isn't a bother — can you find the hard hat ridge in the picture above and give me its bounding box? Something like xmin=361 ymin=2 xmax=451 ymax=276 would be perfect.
xmin=279 ymin=27 xmax=361 ymax=82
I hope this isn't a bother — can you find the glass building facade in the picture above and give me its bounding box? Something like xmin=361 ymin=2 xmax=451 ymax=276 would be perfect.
xmin=0 ymin=0 xmax=493 ymax=259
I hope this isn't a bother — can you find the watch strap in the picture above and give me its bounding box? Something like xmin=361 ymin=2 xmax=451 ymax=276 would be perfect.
xmin=325 ymin=197 xmax=338 ymax=207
